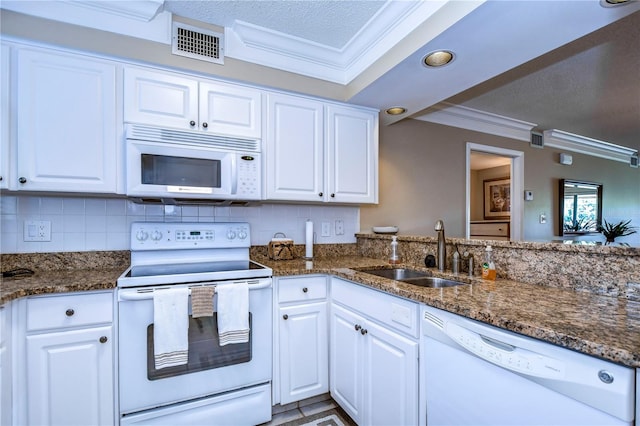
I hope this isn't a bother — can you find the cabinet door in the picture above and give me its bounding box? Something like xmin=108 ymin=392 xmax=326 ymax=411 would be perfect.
xmin=1 ymin=44 xmax=10 ymax=189
xmin=16 ymin=49 xmax=118 ymax=193
xmin=265 ymin=93 xmax=324 ymax=201
xmin=26 ymin=326 xmax=114 ymax=426
xmin=326 ymin=105 xmax=378 ymax=203
xmin=330 ymin=303 xmax=363 ymax=424
xmin=199 ymin=81 xmax=262 ymax=138
xmin=278 ymin=301 xmax=328 ymax=404
xmin=363 ymin=320 xmax=419 ymax=426
xmin=124 ymin=66 xmax=199 ymax=130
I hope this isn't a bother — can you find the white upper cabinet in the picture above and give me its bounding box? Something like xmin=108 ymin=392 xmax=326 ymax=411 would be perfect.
xmin=124 ymin=66 xmax=198 ymax=130
xmin=1 ymin=44 xmax=10 ymax=189
xmin=265 ymin=92 xmax=378 ymax=204
xmin=326 ymin=105 xmax=378 ymax=204
xmin=15 ymin=48 xmax=119 ymax=193
xmin=199 ymin=81 xmax=262 ymax=139
xmin=265 ymin=93 xmax=324 ymax=201
xmin=125 ymin=66 xmax=262 ymax=139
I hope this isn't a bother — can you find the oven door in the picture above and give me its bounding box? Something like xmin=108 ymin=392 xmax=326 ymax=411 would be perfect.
xmin=117 ymin=279 xmax=272 ymax=415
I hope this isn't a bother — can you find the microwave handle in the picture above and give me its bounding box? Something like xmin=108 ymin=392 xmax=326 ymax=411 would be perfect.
xmin=230 ymin=154 xmax=238 ymax=194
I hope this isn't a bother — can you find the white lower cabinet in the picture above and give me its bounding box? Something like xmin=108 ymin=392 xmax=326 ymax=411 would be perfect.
xmin=18 ymin=291 xmax=115 ymax=426
xmin=0 ymin=303 xmax=12 ymax=426
xmin=276 ymin=275 xmax=329 ymax=405
xmin=330 ymin=278 xmax=419 ymax=425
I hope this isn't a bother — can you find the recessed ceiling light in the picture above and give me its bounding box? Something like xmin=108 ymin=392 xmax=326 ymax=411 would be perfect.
xmin=600 ymin=0 xmax=631 ymax=6
xmin=422 ymin=50 xmax=455 ymax=68
xmin=385 ymin=107 xmax=407 ymax=115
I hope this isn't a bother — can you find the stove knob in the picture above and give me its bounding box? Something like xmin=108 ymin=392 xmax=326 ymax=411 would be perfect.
xmin=136 ymin=230 xmax=149 ymax=241
xmin=238 ymin=230 xmax=248 ymax=240
xmin=151 ymin=230 xmax=162 ymax=241
xmin=227 ymin=229 xmax=237 ymax=240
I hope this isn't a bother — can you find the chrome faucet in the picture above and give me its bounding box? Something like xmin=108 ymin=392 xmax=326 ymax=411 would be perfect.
xmin=434 ymin=219 xmax=446 ymax=271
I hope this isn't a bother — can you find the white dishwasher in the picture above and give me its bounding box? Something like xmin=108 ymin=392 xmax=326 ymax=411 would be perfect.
xmin=420 ymin=305 xmax=635 ymax=426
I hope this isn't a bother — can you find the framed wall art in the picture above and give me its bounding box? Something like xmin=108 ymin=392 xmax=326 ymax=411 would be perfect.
xmin=484 ymin=177 xmax=511 ymax=219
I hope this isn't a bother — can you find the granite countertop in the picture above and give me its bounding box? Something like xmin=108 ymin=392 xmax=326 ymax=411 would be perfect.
xmin=256 ymin=255 xmax=640 ymax=369
xmin=0 ymin=268 xmax=122 ymax=305
xmin=3 ymin=254 xmax=639 ymax=368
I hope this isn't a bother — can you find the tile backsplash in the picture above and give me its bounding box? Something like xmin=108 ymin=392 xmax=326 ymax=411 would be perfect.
xmin=0 ymin=195 xmax=359 ymax=253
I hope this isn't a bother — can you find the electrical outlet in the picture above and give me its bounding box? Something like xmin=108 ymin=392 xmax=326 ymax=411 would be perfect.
xmin=539 ymin=213 xmax=547 ymax=224
xmin=321 ymin=222 xmax=331 ymax=237
xmin=335 ymin=219 xmax=344 ymax=235
xmin=24 ymin=220 xmax=52 ymax=241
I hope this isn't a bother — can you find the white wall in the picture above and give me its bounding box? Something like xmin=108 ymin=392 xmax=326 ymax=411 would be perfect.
xmin=0 ymin=195 xmax=359 ymax=253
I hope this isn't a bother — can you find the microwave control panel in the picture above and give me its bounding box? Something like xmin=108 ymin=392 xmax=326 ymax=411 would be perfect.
xmin=237 ymin=154 xmax=260 ymax=198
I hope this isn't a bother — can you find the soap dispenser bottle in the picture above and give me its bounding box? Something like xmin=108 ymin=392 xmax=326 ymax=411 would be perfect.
xmin=482 ymin=245 xmax=496 ymax=280
xmin=389 ymin=236 xmax=402 ymax=264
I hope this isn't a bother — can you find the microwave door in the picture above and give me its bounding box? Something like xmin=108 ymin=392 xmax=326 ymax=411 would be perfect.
xmin=127 ymin=141 xmax=233 ymax=198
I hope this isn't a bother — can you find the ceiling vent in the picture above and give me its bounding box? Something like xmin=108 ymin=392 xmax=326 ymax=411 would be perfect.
xmin=172 ymin=22 xmax=224 ymax=64
xmin=530 ymin=131 xmax=544 ymax=149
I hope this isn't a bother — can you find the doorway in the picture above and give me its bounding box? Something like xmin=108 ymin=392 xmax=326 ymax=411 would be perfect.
xmin=465 ymin=143 xmax=524 ymax=241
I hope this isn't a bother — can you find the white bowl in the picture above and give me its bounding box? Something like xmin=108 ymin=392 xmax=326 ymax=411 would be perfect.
xmin=372 ymin=226 xmax=399 ymax=234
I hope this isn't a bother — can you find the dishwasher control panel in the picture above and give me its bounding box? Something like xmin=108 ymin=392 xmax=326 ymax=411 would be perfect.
xmin=447 ymin=322 xmax=566 ymax=379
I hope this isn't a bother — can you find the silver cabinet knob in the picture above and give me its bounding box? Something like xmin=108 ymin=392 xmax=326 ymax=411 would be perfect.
xmin=19 ymin=177 xmax=27 ymax=184
xmin=283 ymin=314 xmax=289 ymax=320
xmin=202 ymin=122 xmax=208 ymax=128
xmin=99 ymin=336 xmax=108 ymax=344
xmin=360 ymin=328 xmax=368 ymax=335
xmin=189 ymin=120 xmax=196 ymax=126
xmin=65 ymin=309 xmax=74 ymax=317
xmin=318 ymin=192 xmax=323 ymax=197
xmin=331 ymin=193 xmax=335 ymax=198
xmin=354 ymin=324 xmax=361 ymax=331
xmin=302 ymin=287 xmax=308 ymax=293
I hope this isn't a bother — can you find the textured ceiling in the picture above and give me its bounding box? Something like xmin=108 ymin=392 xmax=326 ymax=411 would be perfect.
xmin=451 ymin=11 xmax=640 ymax=151
xmin=163 ymin=0 xmax=386 ymax=49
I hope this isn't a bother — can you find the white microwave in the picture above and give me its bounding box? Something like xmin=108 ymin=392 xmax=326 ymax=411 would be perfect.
xmin=125 ymin=124 xmax=262 ymax=201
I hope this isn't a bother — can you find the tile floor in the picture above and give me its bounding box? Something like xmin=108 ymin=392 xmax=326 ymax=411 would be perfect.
xmin=261 ymin=394 xmax=339 ymax=425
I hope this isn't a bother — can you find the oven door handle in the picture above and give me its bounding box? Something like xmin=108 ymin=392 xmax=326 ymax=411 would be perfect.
xmin=118 ymin=280 xmax=272 ymax=301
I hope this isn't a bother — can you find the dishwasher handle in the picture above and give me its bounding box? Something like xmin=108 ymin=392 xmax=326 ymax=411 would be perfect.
xmin=480 ymin=334 xmax=515 ymax=352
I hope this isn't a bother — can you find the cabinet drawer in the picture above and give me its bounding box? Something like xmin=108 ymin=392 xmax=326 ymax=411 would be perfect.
xmin=470 ymin=222 xmax=509 ymax=237
xmin=331 ymin=278 xmax=418 ymax=338
xmin=26 ymin=291 xmax=113 ymax=332
xmin=278 ymin=276 xmax=327 ymax=303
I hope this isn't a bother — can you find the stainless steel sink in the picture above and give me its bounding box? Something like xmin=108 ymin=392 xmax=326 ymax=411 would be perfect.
xmin=400 ymin=276 xmax=467 ymax=288
xmin=359 ymin=268 xmax=468 ymax=288
xmin=359 ymin=268 xmax=429 ymax=281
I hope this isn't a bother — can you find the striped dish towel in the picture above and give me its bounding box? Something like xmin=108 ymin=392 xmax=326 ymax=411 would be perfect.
xmin=191 ymin=286 xmax=215 ymax=318
xmin=217 ymin=282 xmax=249 ymax=346
xmin=153 ymin=287 xmax=189 ymax=369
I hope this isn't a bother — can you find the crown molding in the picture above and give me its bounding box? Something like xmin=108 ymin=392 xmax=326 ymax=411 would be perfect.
xmin=414 ymin=103 xmax=537 ymax=142
xmin=543 ymin=129 xmax=638 ymax=164
xmin=225 ymin=1 xmax=449 ymax=84
xmin=1 ymin=0 xmax=171 ymax=44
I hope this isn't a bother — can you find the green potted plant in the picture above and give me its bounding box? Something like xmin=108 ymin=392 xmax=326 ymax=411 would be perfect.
xmin=598 ymin=219 xmax=637 ymax=244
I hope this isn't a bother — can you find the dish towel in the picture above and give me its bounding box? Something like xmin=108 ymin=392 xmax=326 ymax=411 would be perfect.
xmin=191 ymin=286 xmax=215 ymax=318
xmin=217 ymin=282 xmax=250 ymax=346
xmin=153 ymin=287 xmax=189 ymax=369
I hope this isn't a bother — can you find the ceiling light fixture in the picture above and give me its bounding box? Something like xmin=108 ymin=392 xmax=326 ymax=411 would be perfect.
xmin=600 ymin=0 xmax=631 ymax=6
xmin=385 ymin=107 xmax=407 ymax=115
xmin=422 ymin=50 xmax=454 ymax=68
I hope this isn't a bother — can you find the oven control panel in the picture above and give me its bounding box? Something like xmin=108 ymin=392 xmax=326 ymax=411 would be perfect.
xmin=130 ymin=222 xmax=251 ymax=249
